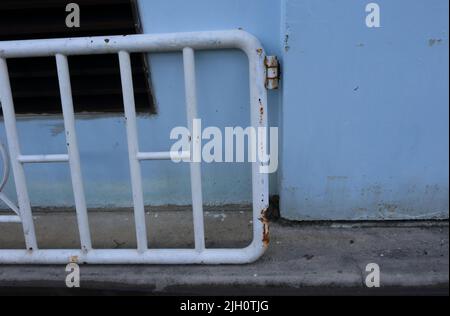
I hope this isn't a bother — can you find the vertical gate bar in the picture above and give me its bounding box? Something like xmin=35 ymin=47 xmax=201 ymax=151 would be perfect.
xmin=0 ymin=58 xmax=38 ymax=250
xmin=55 ymin=54 xmax=92 ymax=251
xmin=249 ymin=44 xmax=269 ymax=252
xmin=118 ymin=51 xmax=148 ymax=252
xmin=182 ymin=47 xmax=205 ymax=252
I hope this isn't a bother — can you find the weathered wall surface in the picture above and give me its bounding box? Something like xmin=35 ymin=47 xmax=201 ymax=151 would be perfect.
xmin=279 ymin=0 xmax=449 ymax=220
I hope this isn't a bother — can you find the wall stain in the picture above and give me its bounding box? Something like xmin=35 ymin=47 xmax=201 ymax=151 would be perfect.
xmin=428 ymin=38 xmax=443 ymax=47
xmin=327 ymin=176 xmax=349 ymax=180
xmin=48 ymin=123 xmax=65 ymax=136
xmin=378 ymin=203 xmax=399 ymax=214
xmin=284 ymin=34 xmax=290 ymax=52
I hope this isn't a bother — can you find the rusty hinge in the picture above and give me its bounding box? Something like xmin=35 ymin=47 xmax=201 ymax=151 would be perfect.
xmin=265 ymin=56 xmax=279 ymax=90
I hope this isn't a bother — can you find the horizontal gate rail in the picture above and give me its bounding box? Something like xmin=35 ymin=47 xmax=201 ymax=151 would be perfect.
xmin=0 ymin=30 xmax=269 ymax=264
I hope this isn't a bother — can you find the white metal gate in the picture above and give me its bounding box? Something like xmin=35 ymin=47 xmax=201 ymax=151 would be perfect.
xmin=0 ymin=30 xmax=269 ymax=264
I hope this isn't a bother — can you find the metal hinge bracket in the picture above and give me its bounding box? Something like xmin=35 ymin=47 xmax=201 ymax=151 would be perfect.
xmin=265 ymin=56 xmax=280 ymax=90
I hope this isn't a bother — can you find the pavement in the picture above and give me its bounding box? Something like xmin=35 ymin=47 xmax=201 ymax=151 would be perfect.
xmin=0 ymin=208 xmax=448 ymax=295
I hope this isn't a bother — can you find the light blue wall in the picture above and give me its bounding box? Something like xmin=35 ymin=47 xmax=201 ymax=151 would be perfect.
xmin=0 ymin=0 xmax=448 ymax=221
xmin=280 ymin=0 xmax=449 ymax=220
xmin=0 ymin=0 xmax=281 ymax=209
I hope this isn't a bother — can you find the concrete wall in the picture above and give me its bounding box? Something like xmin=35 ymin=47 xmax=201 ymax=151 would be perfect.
xmin=0 ymin=0 xmax=448 ymax=220
xmin=279 ymin=0 xmax=449 ymax=220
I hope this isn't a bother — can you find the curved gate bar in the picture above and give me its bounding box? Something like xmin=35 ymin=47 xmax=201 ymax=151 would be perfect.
xmin=0 ymin=30 xmax=269 ymax=264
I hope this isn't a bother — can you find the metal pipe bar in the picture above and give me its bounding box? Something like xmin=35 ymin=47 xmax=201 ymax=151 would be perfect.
xmin=0 ymin=192 xmax=20 ymax=216
xmin=0 ymin=247 xmax=263 ymax=264
xmin=0 ymin=215 xmax=21 ymax=223
xmin=183 ymin=47 xmax=205 ymax=252
xmin=0 ymin=57 xmax=38 ymax=250
xmin=118 ymin=50 xmax=148 ymax=252
xmin=55 ymin=54 xmax=92 ymax=252
xmin=17 ymin=154 xmax=69 ymax=163
xmin=0 ymin=31 xmax=262 ymax=58
xmin=248 ymin=37 xmax=269 ymax=254
xmin=0 ymin=143 xmax=10 ymax=192
xmin=137 ymin=151 xmax=190 ymax=161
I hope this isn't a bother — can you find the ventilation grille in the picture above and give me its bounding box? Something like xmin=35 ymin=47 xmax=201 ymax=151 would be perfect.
xmin=0 ymin=0 xmax=155 ymax=115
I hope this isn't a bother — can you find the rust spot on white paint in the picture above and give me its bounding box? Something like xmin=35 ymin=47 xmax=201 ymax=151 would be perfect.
xmin=259 ymin=208 xmax=270 ymax=247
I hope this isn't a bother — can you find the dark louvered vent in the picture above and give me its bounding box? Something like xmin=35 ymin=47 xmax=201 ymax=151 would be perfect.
xmin=0 ymin=0 xmax=155 ymax=115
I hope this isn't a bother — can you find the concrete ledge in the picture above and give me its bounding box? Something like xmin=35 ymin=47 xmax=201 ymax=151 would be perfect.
xmin=0 ymin=210 xmax=448 ymax=295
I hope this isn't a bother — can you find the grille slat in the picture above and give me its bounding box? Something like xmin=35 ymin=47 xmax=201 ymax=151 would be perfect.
xmin=0 ymin=0 xmax=154 ymax=115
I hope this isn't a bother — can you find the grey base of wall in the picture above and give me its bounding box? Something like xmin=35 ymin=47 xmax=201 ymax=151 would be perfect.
xmin=0 ymin=209 xmax=448 ymax=295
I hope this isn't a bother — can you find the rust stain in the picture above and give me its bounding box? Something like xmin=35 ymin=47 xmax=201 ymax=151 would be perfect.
xmin=258 ymin=98 xmax=264 ymax=125
xmin=256 ymin=48 xmax=263 ymax=56
xmin=70 ymin=255 xmax=78 ymax=263
xmin=259 ymin=208 xmax=270 ymax=247
xmin=264 ymin=56 xmax=278 ymax=68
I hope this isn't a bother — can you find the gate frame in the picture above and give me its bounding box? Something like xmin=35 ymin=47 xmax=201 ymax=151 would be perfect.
xmin=0 ymin=30 xmax=269 ymax=264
